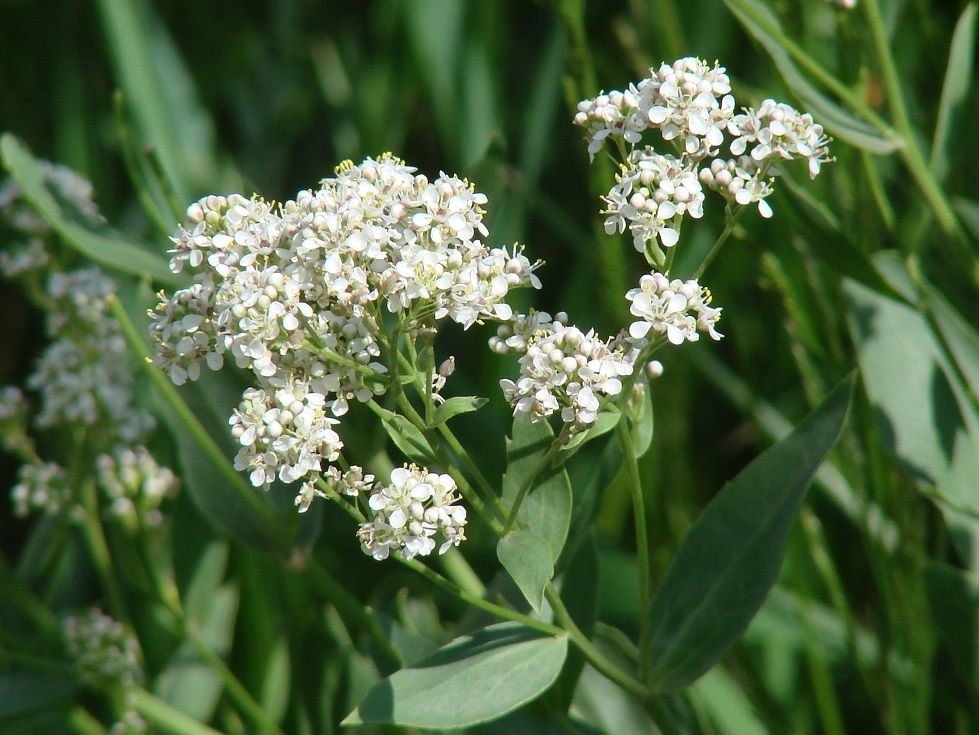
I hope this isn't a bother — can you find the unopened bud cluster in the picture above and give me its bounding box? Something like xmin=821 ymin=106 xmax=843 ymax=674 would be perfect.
xmin=63 ymin=608 xmax=143 ymax=688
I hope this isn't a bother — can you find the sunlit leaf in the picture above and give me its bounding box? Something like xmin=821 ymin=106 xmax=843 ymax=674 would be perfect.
xmin=343 ymin=623 xmax=567 ymax=728
xmin=647 ymin=374 xmax=854 ymax=690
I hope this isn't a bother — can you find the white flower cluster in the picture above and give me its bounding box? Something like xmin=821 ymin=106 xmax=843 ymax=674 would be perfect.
xmin=603 ymin=149 xmax=705 ymax=251
xmin=96 ymin=446 xmax=180 ymax=527
xmin=63 ymin=608 xmax=143 ymax=688
xmin=0 ymin=163 xmax=101 ymax=274
xmin=357 ymin=465 xmax=467 ymax=561
xmin=626 ymin=272 xmax=723 ymax=345
xmin=575 ymin=57 xmax=831 ymax=230
xmin=27 ymin=268 xmax=155 ymax=446
xmin=11 ymin=462 xmax=74 ymax=518
xmin=151 ymin=155 xmax=540 ymax=501
xmin=229 ymin=384 xmax=343 ymax=490
xmin=496 ymin=316 xmax=638 ymax=430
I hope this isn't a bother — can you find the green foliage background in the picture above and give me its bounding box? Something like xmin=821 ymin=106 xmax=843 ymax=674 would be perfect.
xmin=2 ymin=0 xmax=979 ymax=733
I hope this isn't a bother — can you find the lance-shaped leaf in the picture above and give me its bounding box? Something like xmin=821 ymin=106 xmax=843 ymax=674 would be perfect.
xmin=0 ymin=133 xmax=184 ymax=286
xmin=647 ymin=374 xmax=854 ymax=690
xmin=343 ymin=623 xmax=568 ymax=729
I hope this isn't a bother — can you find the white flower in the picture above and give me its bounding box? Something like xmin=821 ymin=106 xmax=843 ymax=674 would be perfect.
xmin=500 ymin=322 xmax=636 ymax=431
xmin=357 ymin=465 xmax=467 ymax=560
xmin=626 ymin=272 xmax=723 ymax=345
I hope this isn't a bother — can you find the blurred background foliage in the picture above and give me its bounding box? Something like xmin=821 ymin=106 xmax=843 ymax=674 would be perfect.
xmin=2 ymin=0 xmax=978 ymax=733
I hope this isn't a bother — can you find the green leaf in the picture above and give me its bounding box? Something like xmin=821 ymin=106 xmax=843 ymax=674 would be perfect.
xmin=846 ymin=262 xmax=979 ymax=569
xmin=431 ymin=395 xmax=488 ymax=427
xmin=630 ymin=375 xmax=654 ymax=459
xmin=0 ymin=673 xmax=77 ymax=719
xmin=155 ymin=584 xmax=239 ymax=721
xmin=497 ymin=529 xmax=554 ymax=614
xmin=0 ymin=133 xmax=183 ymax=286
xmin=722 ymin=0 xmax=897 ymax=154
xmin=931 ymin=3 xmax=977 ymax=183
xmin=924 ymin=562 xmax=979 ymax=692
xmin=646 ymin=374 xmax=854 ymax=690
xmin=343 ymin=623 xmax=568 ymax=728
xmin=502 ymin=414 xmax=573 ymax=561
xmin=374 ymin=404 xmax=437 ymax=464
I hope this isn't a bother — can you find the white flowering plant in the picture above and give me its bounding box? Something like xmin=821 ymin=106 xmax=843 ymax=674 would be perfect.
xmin=2 ymin=1 xmax=979 ymax=733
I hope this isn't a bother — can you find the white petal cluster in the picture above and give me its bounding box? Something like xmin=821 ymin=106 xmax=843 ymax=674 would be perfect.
xmin=96 ymin=446 xmax=180 ymax=527
xmin=626 ymin=272 xmax=723 ymax=345
xmin=11 ymin=462 xmax=74 ymax=518
xmin=498 ymin=319 xmax=637 ymax=431
xmin=603 ymin=149 xmax=705 ymax=251
xmin=229 ymin=384 xmax=343 ymax=490
xmin=26 ymin=268 xmax=154 ymax=446
xmin=728 ymin=99 xmax=832 ymax=180
xmin=575 ymin=57 xmax=831 ymax=232
xmin=151 ymin=156 xmax=540 ymax=498
xmin=63 ymin=608 xmax=143 ymax=688
xmin=357 ymin=465 xmax=467 ymax=561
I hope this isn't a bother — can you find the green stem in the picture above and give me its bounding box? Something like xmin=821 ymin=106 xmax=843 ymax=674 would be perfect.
xmin=66 ymin=706 xmax=107 ymax=735
xmin=860 ymin=0 xmax=965 ymax=244
xmin=109 ymin=296 xmax=288 ymax=554
xmin=113 ymin=92 xmax=173 ymax=238
xmin=315 ymin=476 xmax=366 ymax=522
xmin=436 ymin=422 xmax=508 ymax=519
xmin=544 ymin=585 xmax=654 ymax=702
xmin=436 ymin=548 xmax=486 ymax=598
xmin=617 ymin=419 xmax=653 ymax=683
xmin=131 ymin=688 xmax=226 ymax=735
xmin=401 ymin=558 xmax=561 ymax=636
xmin=691 ymin=204 xmax=747 ymax=280
xmin=78 ymin=480 xmax=129 ymax=624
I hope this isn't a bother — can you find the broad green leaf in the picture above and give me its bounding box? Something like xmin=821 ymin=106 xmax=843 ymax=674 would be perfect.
xmin=723 ymin=0 xmax=897 ymax=154
xmin=431 ymin=395 xmax=488 ymax=427
xmin=155 ymin=584 xmax=238 ymax=721
xmin=343 ymin=623 xmax=568 ymax=728
xmin=846 ymin=264 xmax=979 ymax=569
xmin=497 ymin=529 xmax=554 ymax=613
xmin=931 ymin=3 xmax=977 ymax=183
xmin=647 ymin=374 xmax=854 ymax=690
xmin=0 ymin=133 xmax=183 ymax=286
xmin=0 ymin=673 xmax=77 ymax=719
xmin=502 ymin=413 xmax=573 ymax=561
xmin=374 ymin=612 xmax=441 ymax=666
xmin=925 ymin=562 xmax=979 ymax=692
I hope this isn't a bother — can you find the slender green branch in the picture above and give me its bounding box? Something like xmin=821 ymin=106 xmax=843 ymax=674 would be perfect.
xmin=401 ymin=557 xmax=561 ymax=636
xmin=861 ymin=0 xmax=965 ymax=244
xmin=691 ymin=203 xmax=747 ymax=280
xmin=131 ymin=688 xmax=226 ymax=735
xmin=436 ymin=422 xmax=508 ymax=519
xmin=109 ymin=296 xmax=288 ymax=554
xmin=113 ymin=92 xmax=173 ymax=238
xmin=544 ymin=585 xmax=652 ymax=701
xmin=315 ymin=476 xmax=366 ymax=523
xmin=617 ymin=419 xmax=653 ymax=683
xmin=78 ymin=480 xmax=129 ymax=625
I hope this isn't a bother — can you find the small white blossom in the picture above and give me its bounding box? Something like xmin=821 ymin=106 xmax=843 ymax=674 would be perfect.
xmin=626 ymin=272 xmax=723 ymax=345
xmin=229 ymin=383 xmax=343 ymax=489
xmin=96 ymin=447 xmax=179 ymax=527
xmin=11 ymin=462 xmax=74 ymax=518
xmin=499 ymin=321 xmax=637 ymax=431
xmin=358 ymin=465 xmax=467 ymax=560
